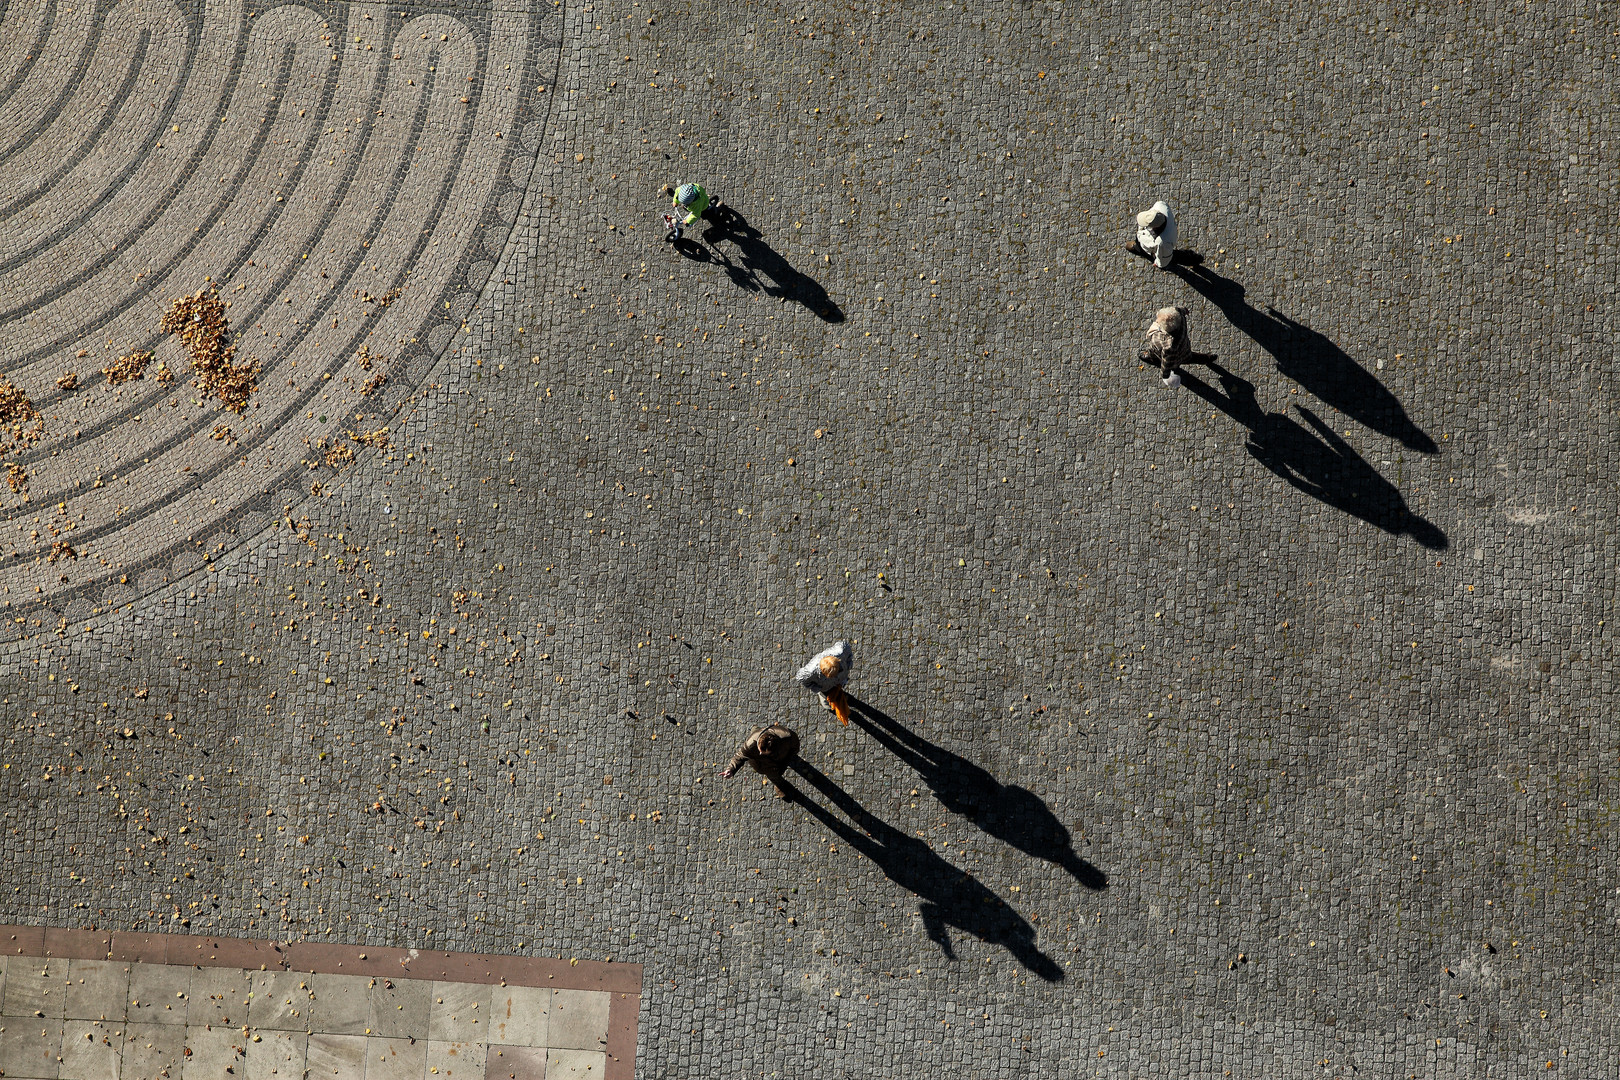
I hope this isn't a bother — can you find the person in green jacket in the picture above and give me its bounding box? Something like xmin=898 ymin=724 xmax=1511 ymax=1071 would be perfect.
xmin=663 ymin=182 xmax=711 ymax=241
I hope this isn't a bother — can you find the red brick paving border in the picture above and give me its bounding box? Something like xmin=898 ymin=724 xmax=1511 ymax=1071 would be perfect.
xmin=1 ymin=924 xmax=642 ymax=1078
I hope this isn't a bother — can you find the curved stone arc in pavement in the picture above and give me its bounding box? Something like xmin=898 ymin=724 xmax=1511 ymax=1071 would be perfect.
xmin=0 ymin=0 xmax=98 ymax=162
xmin=0 ymin=0 xmax=561 ymax=630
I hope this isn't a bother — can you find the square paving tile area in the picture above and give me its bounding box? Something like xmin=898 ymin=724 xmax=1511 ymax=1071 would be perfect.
xmin=0 ymin=937 xmax=631 ymax=1080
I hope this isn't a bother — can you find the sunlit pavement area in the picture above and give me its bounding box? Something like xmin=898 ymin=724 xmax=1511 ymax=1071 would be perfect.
xmin=1 ymin=0 xmax=1616 ymax=1076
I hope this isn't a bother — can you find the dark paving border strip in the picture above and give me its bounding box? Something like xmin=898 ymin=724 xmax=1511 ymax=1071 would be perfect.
xmin=0 ymin=924 xmax=642 ymax=995
xmin=604 ymin=991 xmax=639 ymax=1080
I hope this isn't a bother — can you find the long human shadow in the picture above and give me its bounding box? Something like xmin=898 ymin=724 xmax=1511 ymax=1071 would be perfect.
xmin=693 ymin=204 xmax=844 ymax=323
xmin=1173 ymin=261 xmax=1437 ymax=453
xmin=788 ymin=759 xmax=1064 ymax=982
xmin=848 ymin=697 xmax=1108 ymax=891
xmin=1181 ymin=362 xmax=1448 ymax=549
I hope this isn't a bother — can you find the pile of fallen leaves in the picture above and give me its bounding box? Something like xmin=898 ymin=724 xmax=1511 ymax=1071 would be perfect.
xmin=160 ymin=287 xmax=258 ymax=412
xmin=0 ymin=380 xmax=36 ymax=497
xmin=0 ymin=379 xmax=43 ymax=458
xmin=321 ymin=439 xmax=353 ymax=468
xmin=102 ymin=350 xmax=153 ymax=385
xmin=350 ymin=426 xmax=390 ymax=449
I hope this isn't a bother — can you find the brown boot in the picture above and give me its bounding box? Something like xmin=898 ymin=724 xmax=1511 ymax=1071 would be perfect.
xmin=1125 ymin=239 xmax=1146 ymax=257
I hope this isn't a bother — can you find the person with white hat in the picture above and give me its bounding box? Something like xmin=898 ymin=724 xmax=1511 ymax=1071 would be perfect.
xmin=1126 ymin=201 xmax=1177 ymax=269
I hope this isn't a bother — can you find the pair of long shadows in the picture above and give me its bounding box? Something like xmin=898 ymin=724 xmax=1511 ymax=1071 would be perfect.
xmin=1165 ymin=257 xmax=1447 ymax=549
xmin=786 ymin=698 xmax=1105 ymax=982
xmin=671 ymin=203 xmax=843 ymax=323
xmin=1181 ymin=362 xmax=1448 ymax=548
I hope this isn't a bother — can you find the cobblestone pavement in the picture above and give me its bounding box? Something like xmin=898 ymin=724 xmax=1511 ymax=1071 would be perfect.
xmin=2 ymin=0 xmax=1617 ymax=1076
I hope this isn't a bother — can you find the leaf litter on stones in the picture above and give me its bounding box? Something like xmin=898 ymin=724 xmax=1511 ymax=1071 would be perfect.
xmin=160 ymin=287 xmax=259 ymax=412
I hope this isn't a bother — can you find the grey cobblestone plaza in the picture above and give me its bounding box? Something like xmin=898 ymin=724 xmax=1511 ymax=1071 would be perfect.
xmin=2 ymin=0 xmax=1617 ymax=1076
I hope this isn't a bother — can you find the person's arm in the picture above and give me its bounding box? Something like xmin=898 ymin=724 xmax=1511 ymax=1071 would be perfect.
xmin=1156 ymin=215 xmax=1177 ymax=266
xmin=1141 ymin=328 xmax=1168 ymax=373
xmin=720 ymin=735 xmax=757 ymax=778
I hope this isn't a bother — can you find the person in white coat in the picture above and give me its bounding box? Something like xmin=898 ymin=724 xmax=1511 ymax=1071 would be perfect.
xmin=1126 ymin=201 xmax=1177 ymax=269
xmin=795 ymin=640 xmax=854 ymax=724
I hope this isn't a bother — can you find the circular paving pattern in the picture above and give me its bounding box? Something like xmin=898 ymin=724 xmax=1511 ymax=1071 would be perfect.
xmin=0 ymin=0 xmax=560 ymax=627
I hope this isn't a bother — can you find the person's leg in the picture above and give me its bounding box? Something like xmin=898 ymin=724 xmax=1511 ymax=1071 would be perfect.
xmin=827 ymin=686 xmax=850 ymax=725
xmin=759 ymin=763 xmax=794 ymax=800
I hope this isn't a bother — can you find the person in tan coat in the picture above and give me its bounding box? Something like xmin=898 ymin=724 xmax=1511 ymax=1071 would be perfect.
xmin=1139 ymin=305 xmax=1215 ymax=388
xmin=720 ymin=723 xmax=801 ymax=799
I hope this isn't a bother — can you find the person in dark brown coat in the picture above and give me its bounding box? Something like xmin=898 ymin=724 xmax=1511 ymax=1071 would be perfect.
xmin=720 ymin=723 xmax=801 ymax=799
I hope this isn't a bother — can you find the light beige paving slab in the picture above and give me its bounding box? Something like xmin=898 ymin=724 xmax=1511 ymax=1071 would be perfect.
xmin=363 ymin=1034 xmax=426 ymax=1080
xmin=307 ymin=973 xmax=369 ymax=1036
xmin=485 ymin=1043 xmax=547 ymax=1080
xmin=65 ymin=961 xmax=128 ymax=1023
xmin=305 ymin=1032 xmax=367 ymax=1078
xmin=188 ymin=967 xmax=249 ymax=1029
xmin=429 ymin=980 xmax=492 ymax=1042
xmin=545 ymin=991 xmax=610 ymax=1052
xmin=244 ymin=1029 xmax=306 ymax=1080
xmin=127 ymin=962 xmax=190 ymax=1025
xmin=0 ymin=1016 xmax=64 ymax=1079
xmin=119 ymin=1022 xmax=184 ymax=1080
xmin=60 ymin=1019 xmax=121 ymax=1080
xmin=247 ymin=971 xmax=313 ymax=1032
xmin=3 ymin=957 xmax=68 ymax=1019
xmin=179 ymin=1022 xmax=238 ymax=1080
xmin=546 ymin=1049 xmax=608 ymax=1080
xmin=367 ymin=976 xmax=430 ymax=1039
xmin=487 ymin=985 xmax=548 ymax=1047
xmin=426 ymin=1039 xmax=487 ymax=1080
